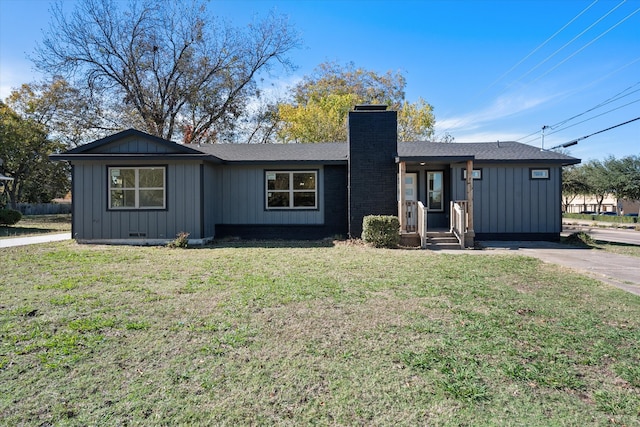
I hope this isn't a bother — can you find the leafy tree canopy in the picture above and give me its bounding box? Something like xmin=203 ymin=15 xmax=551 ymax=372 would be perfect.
xmin=0 ymin=102 xmax=70 ymax=208
xmin=604 ymin=155 xmax=640 ymax=201
xmin=277 ymin=62 xmax=436 ymax=143
xmin=562 ymin=155 xmax=640 ymax=213
xmin=33 ymin=0 xmax=301 ymax=144
xmin=6 ymin=78 xmax=105 ymax=147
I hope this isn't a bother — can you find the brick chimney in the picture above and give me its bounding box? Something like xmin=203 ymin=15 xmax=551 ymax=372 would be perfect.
xmin=347 ymin=105 xmax=398 ymax=238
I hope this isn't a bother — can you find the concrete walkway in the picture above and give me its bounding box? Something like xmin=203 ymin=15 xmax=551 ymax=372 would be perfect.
xmin=475 ymin=241 xmax=640 ymax=297
xmin=0 ymin=233 xmax=71 ymax=248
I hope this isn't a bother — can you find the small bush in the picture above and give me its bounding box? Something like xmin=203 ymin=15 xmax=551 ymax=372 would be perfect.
xmin=0 ymin=209 xmax=22 ymax=226
xmin=362 ymin=215 xmax=400 ymax=248
xmin=564 ymin=231 xmax=594 ymax=247
xmin=167 ymin=231 xmax=190 ymax=248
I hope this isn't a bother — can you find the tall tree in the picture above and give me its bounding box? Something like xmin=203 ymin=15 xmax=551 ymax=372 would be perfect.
xmin=581 ymin=160 xmax=611 ymax=213
xmin=0 ymin=102 xmax=70 ymax=208
xmin=6 ymin=78 xmax=105 ymax=147
xmin=604 ymin=155 xmax=640 ymax=214
xmin=33 ymin=0 xmax=300 ymax=144
xmin=562 ymin=165 xmax=589 ymax=212
xmin=277 ymin=62 xmax=435 ymax=143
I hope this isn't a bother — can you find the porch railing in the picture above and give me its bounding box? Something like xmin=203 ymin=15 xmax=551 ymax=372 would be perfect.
xmin=417 ymin=201 xmax=428 ymax=248
xmin=402 ymin=200 xmax=418 ymax=232
xmin=450 ymin=200 xmax=468 ymax=249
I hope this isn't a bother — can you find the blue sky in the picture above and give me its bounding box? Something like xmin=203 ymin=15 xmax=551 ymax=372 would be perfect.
xmin=1 ymin=0 xmax=638 ymax=161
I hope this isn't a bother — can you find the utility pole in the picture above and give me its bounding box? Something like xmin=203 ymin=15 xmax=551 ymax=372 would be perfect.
xmin=540 ymin=125 xmax=549 ymax=150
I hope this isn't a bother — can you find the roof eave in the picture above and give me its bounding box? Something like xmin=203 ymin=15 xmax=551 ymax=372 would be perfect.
xmin=222 ymin=159 xmax=348 ymax=165
xmin=396 ymin=155 xmax=475 ymax=163
xmin=49 ymin=153 xmax=223 ymax=163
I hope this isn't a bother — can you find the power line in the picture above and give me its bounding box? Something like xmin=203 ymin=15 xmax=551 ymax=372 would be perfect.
xmin=548 ymin=116 xmax=640 ymax=149
xmin=437 ymin=1 xmax=603 ymax=137
xmin=487 ymin=0 xmax=599 ymax=90
xmin=530 ymin=6 xmax=640 ymax=84
xmin=515 ymin=78 xmax=640 ymax=143
xmin=551 ymin=82 xmax=640 ymax=129
xmin=510 ymin=0 xmax=626 ymax=87
xmin=547 ymin=98 xmax=640 ymax=135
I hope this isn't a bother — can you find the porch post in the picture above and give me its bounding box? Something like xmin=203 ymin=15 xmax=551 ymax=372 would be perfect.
xmin=398 ymin=161 xmax=406 ymax=233
xmin=465 ymin=159 xmax=475 ymax=247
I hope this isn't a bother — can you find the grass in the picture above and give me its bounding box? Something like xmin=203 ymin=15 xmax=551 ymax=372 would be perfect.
xmin=563 ymin=231 xmax=640 ymax=258
xmin=1 ymin=240 xmax=639 ymax=425
xmin=563 ymin=213 xmax=638 ymax=225
xmin=0 ymin=214 xmax=71 ymax=239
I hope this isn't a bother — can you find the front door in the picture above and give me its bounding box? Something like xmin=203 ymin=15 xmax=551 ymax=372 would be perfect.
xmin=402 ymin=173 xmax=418 ymax=231
xmin=426 ymin=170 xmax=447 ymax=228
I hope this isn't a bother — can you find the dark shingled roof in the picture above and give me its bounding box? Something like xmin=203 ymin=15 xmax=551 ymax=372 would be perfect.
xmin=51 ymin=128 xmax=579 ymax=166
xmin=397 ymin=141 xmax=580 ymax=164
xmin=194 ymin=142 xmax=348 ymax=163
xmin=193 ymin=140 xmax=579 ymax=165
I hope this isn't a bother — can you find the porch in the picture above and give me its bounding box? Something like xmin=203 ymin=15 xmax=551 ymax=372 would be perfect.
xmin=397 ymin=159 xmax=475 ymax=249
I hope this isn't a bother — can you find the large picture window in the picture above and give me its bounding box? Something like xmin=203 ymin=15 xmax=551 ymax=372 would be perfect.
xmin=266 ymin=171 xmax=317 ymax=209
xmin=427 ymin=171 xmax=444 ymax=211
xmin=109 ymin=167 xmax=166 ymax=209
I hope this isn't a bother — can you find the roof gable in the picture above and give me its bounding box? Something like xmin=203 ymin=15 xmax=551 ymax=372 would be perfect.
xmin=64 ymin=129 xmax=204 ymax=155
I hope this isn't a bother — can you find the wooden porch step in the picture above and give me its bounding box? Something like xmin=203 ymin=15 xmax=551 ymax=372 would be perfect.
xmin=427 ymin=231 xmax=462 ymax=250
xmin=400 ymin=231 xmax=462 ymax=250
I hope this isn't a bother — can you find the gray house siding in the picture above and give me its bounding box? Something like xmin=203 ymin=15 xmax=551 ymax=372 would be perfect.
xmin=72 ymin=160 xmax=206 ymax=242
xmin=94 ymin=136 xmax=182 ymax=154
xmin=213 ymin=164 xmax=348 ymax=239
xmin=202 ymin=163 xmax=217 ymax=239
xmin=215 ymin=165 xmax=324 ymax=225
xmin=451 ymin=163 xmax=562 ymax=239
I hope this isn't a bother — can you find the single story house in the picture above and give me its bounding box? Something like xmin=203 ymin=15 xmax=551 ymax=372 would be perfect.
xmin=51 ymin=105 xmax=580 ymax=246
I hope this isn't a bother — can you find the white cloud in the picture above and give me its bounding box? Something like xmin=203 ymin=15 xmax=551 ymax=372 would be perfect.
xmin=435 ymin=84 xmax=569 ymax=138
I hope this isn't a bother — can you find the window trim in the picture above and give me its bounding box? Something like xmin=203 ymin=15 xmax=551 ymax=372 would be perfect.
xmin=108 ymin=166 xmax=167 ymax=210
xmin=427 ymin=170 xmax=445 ymax=212
xmin=461 ymin=168 xmax=482 ymax=180
xmin=530 ymin=168 xmax=550 ymax=180
xmin=265 ymin=170 xmax=318 ymax=210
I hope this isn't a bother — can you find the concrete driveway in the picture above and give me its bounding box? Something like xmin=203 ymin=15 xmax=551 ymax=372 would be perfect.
xmin=477 ymin=241 xmax=640 ymax=297
xmin=0 ymin=233 xmax=71 ymax=248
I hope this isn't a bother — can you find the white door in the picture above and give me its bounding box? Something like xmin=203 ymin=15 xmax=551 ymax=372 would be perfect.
xmin=400 ymin=173 xmax=418 ymax=231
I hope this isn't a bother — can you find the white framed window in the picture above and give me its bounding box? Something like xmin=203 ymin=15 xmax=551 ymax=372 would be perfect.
xmin=109 ymin=167 xmax=166 ymax=209
xmin=530 ymin=168 xmax=550 ymax=180
xmin=266 ymin=170 xmax=317 ymax=209
xmin=427 ymin=171 xmax=444 ymax=211
xmin=462 ymin=169 xmax=482 ymax=180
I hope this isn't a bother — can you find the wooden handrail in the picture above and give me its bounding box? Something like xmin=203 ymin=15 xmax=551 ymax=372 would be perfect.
xmin=417 ymin=201 xmax=427 ymax=248
xmin=450 ymin=200 xmax=468 ymax=249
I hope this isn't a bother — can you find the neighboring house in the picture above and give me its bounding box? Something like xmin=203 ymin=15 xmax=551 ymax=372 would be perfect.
xmin=51 ymin=106 xmax=580 ymax=246
xmin=564 ymin=194 xmax=640 ymax=215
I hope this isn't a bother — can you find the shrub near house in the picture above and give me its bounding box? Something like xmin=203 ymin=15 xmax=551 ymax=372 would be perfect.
xmin=0 ymin=209 xmax=22 ymax=226
xmin=362 ymin=215 xmax=400 ymax=248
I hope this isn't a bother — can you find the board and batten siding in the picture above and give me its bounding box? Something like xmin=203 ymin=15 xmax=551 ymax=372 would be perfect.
xmin=95 ymin=136 xmax=177 ymax=154
xmin=202 ymin=163 xmax=217 ymax=238
xmin=214 ymin=165 xmax=324 ymax=225
xmin=451 ymin=164 xmax=562 ymax=234
xmin=72 ymin=160 xmax=204 ymax=241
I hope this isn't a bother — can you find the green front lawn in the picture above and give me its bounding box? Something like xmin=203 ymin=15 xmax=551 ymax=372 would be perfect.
xmin=0 ymin=214 xmax=71 ymax=239
xmin=1 ymin=241 xmax=639 ymax=425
